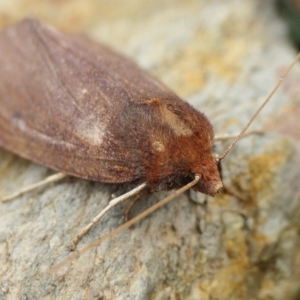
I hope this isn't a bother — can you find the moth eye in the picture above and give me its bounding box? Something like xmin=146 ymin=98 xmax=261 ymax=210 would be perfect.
xmin=152 ymin=141 xmax=165 ymax=152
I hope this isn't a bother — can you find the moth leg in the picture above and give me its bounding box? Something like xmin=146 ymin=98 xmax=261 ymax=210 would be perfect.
xmin=124 ymin=195 xmax=141 ymax=222
xmin=1 ymin=172 xmax=67 ymax=202
xmin=214 ymin=130 xmax=263 ymax=141
xmin=71 ymin=182 xmax=147 ymax=250
xmin=222 ymin=185 xmax=248 ymax=202
xmin=124 ymin=187 xmax=150 ymax=221
xmin=215 ymin=156 xmax=247 ymax=202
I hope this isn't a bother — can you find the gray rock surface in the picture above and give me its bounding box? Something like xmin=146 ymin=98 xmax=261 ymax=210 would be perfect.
xmin=0 ymin=0 xmax=300 ymax=299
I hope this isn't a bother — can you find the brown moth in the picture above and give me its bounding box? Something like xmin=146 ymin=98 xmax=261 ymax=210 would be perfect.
xmin=0 ymin=18 xmax=222 ymax=195
xmin=0 ymin=18 xmax=298 ymax=249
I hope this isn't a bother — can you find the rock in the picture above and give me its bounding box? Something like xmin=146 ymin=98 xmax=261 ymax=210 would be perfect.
xmin=0 ymin=0 xmax=300 ymax=299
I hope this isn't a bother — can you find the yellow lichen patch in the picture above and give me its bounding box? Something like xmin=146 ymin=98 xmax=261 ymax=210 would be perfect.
xmin=210 ymin=258 xmax=249 ymax=299
xmin=166 ymin=28 xmax=248 ymax=96
xmin=208 ymin=210 xmax=250 ymax=298
xmin=249 ymin=153 xmax=282 ymax=194
xmin=248 ymin=140 xmax=293 ymax=199
xmin=247 ymin=230 xmax=270 ymax=258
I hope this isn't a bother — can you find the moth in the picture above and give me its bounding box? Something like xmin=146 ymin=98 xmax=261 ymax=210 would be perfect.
xmin=0 ymin=18 xmax=298 ymax=248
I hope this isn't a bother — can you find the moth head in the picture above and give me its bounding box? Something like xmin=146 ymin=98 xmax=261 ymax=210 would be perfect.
xmin=191 ymin=155 xmax=223 ymax=196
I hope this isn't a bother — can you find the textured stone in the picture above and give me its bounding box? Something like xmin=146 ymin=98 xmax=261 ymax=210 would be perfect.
xmin=0 ymin=0 xmax=300 ymax=299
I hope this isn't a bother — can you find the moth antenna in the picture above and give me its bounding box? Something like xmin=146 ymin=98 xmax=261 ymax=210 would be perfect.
xmin=218 ymin=52 xmax=300 ymax=161
xmin=214 ymin=129 xmax=263 ymax=141
xmin=72 ymin=182 xmax=147 ymax=249
xmin=1 ymin=172 xmax=67 ymax=202
xmin=45 ymin=176 xmax=201 ymax=274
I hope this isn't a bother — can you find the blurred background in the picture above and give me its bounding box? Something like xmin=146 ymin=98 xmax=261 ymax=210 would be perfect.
xmin=277 ymin=0 xmax=300 ymax=49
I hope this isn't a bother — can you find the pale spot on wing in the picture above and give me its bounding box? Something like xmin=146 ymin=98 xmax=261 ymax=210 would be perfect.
xmin=160 ymin=106 xmax=193 ymax=136
xmin=74 ymin=120 xmax=106 ymax=146
xmin=152 ymin=141 xmax=165 ymax=152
